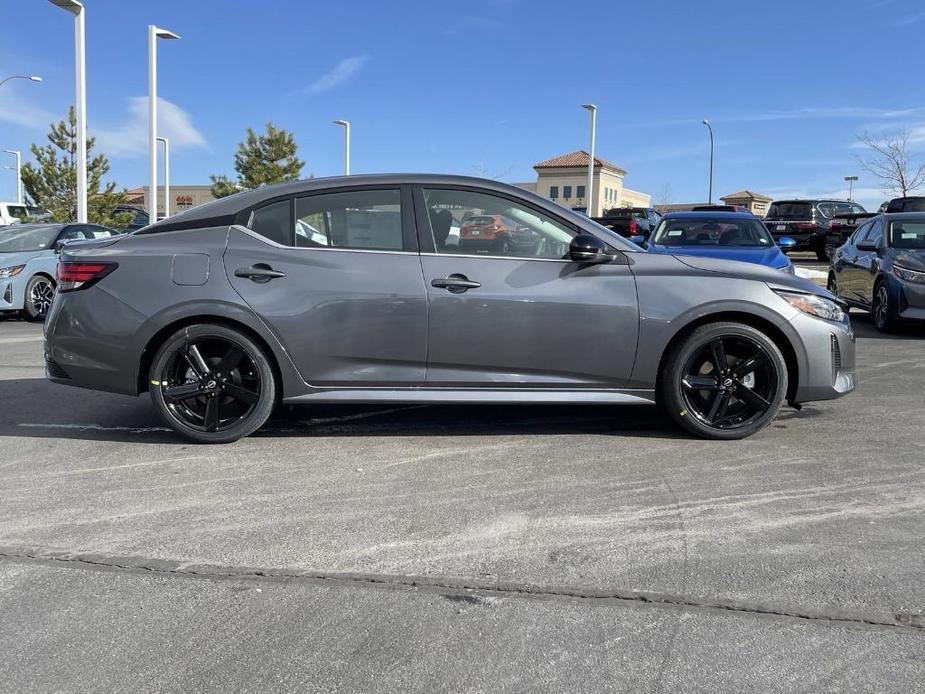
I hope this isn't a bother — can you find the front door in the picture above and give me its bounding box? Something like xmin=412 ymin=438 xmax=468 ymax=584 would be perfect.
xmin=225 ymin=188 xmax=428 ymax=386
xmin=415 ymin=186 xmax=639 ymax=387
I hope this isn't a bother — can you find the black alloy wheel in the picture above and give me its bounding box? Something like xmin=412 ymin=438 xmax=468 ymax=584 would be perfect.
xmin=872 ymin=281 xmax=898 ymax=333
xmin=149 ymin=324 xmax=276 ymax=443
xmin=661 ymin=322 xmax=788 ymax=440
xmin=24 ymin=275 xmax=55 ymax=321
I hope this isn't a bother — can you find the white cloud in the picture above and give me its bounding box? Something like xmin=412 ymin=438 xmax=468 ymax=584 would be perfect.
xmin=94 ymin=96 xmax=206 ymax=158
xmin=303 ymin=56 xmax=368 ymax=97
xmin=0 ymin=87 xmax=54 ymax=129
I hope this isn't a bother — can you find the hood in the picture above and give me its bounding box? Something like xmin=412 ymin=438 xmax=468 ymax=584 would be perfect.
xmin=649 ymin=243 xmax=789 ymax=268
xmin=892 ymin=249 xmax=925 ymax=272
xmin=669 ymin=253 xmax=829 ymax=296
xmin=0 ymin=249 xmax=47 ymax=267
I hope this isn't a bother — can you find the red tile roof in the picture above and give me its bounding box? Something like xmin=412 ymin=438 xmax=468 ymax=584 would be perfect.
xmin=721 ymin=190 xmax=772 ymax=202
xmin=534 ymin=150 xmax=626 ymax=174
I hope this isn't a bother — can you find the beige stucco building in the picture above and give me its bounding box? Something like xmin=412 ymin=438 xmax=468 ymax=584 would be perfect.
xmin=720 ymin=190 xmax=773 ymax=217
xmin=125 ymin=185 xmax=216 ymax=218
xmin=520 ymin=151 xmax=650 ymax=216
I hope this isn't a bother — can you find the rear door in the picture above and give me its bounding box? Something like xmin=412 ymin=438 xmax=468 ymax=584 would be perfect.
xmin=224 ymin=187 xmax=428 ymax=386
xmin=415 ymin=186 xmax=639 ymax=387
xmin=855 ymin=217 xmax=885 ymax=302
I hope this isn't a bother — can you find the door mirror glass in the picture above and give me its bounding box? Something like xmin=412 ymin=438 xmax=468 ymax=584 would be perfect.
xmin=569 ymin=234 xmax=612 ymax=263
xmin=856 ymin=240 xmax=879 ymax=252
xmin=629 ymin=234 xmax=647 ymax=248
xmin=777 ymin=236 xmax=797 ymax=249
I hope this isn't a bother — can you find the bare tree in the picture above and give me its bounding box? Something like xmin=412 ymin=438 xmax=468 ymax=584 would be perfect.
xmin=856 ymin=129 xmax=925 ymax=197
xmin=654 ymin=182 xmax=674 ymax=213
xmin=471 ymin=162 xmax=514 ymax=181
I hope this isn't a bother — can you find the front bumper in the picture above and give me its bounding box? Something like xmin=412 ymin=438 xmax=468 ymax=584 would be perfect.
xmin=790 ymin=312 xmax=856 ymax=402
xmin=895 ymin=276 xmax=925 ymax=322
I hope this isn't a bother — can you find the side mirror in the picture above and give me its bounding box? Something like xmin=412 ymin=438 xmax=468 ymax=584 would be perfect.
xmin=777 ymin=236 xmax=797 ymax=249
xmin=856 ymin=239 xmax=880 ymax=252
xmin=52 ymin=240 xmax=65 ymax=254
xmin=629 ymin=234 xmax=647 ymax=248
xmin=569 ymin=234 xmax=613 ymax=263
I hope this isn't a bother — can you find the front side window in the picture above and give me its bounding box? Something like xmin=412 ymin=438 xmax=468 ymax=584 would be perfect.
xmin=850 ymin=221 xmax=872 ymax=245
xmin=890 ymin=221 xmax=925 ymax=248
xmin=864 ymin=219 xmax=884 ymax=246
xmin=248 ymin=199 xmax=292 ymax=245
xmin=295 ymin=189 xmax=403 ymax=251
xmin=422 ymin=188 xmax=581 ymax=260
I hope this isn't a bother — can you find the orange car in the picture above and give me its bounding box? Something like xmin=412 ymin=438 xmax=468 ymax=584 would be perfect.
xmin=459 ymin=215 xmax=511 ymax=241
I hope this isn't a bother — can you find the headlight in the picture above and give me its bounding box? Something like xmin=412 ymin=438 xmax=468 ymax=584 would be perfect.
xmin=775 ymin=290 xmax=846 ymax=322
xmin=0 ymin=265 xmax=25 ymax=279
xmin=892 ymin=264 xmax=925 ymax=284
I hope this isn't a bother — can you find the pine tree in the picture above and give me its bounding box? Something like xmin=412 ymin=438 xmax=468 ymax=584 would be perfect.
xmin=210 ymin=122 xmax=304 ymax=198
xmin=20 ymin=106 xmax=133 ymax=228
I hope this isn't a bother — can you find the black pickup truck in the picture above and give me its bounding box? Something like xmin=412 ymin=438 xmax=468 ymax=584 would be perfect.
xmin=592 ymin=207 xmax=662 ymax=239
xmin=825 ymin=211 xmax=878 ymax=259
xmin=764 ymin=199 xmax=866 ymax=260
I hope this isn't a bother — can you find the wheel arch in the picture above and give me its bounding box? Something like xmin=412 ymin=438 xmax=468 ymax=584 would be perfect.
xmin=136 ymin=314 xmax=286 ymax=399
xmin=655 ymin=310 xmax=801 ymax=402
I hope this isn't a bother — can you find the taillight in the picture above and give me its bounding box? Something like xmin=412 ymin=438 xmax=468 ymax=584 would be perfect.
xmin=794 ymin=222 xmax=818 ymax=231
xmin=628 ymin=218 xmax=637 ymax=233
xmin=56 ymin=262 xmax=117 ymax=293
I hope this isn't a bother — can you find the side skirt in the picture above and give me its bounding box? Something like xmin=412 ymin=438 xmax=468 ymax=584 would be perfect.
xmin=282 ymin=388 xmax=657 ymax=406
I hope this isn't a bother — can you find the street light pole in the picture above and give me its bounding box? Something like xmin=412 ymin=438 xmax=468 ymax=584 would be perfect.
xmin=50 ymin=0 xmax=87 ymax=222
xmin=3 ymin=150 xmax=22 ymax=204
xmin=148 ymin=25 xmax=180 ymax=220
xmin=581 ymin=104 xmax=597 ymax=215
xmin=333 ymin=120 xmax=351 ymax=175
xmin=702 ymin=119 xmax=714 ymax=204
xmin=0 ymin=75 xmax=43 ymax=88
xmin=844 ymin=175 xmax=858 ymax=201
xmin=157 ymin=137 xmax=170 ymax=217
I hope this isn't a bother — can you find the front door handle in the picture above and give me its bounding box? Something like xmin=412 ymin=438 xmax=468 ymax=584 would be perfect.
xmin=431 ymin=274 xmax=480 ymax=293
xmin=234 ymin=264 xmax=286 ymax=283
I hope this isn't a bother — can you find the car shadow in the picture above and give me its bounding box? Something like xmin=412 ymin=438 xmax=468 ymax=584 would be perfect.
xmin=850 ymin=311 xmax=925 ymax=340
xmin=0 ymin=377 xmax=702 ymax=443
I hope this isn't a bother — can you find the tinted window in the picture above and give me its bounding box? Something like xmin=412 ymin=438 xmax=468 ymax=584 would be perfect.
xmin=888 ymin=198 xmax=925 ymax=212
xmin=817 ymin=202 xmax=835 ymax=218
xmin=423 ymin=188 xmax=580 ymax=260
xmin=295 ymin=189 xmax=403 ymax=251
xmin=850 ymin=220 xmax=872 ymax=244
xmin=890 ymin=221 xmax=925 ymax=248
xmin=767 ymin=202 xmax=813 ymax=219
xmin=248 ymin=200 xmax=292 ymax=245
xmin=864 ymin=219 xmax=884 ymax=245
xmin=6 ymin=205 xmax=28 ymax=218
xmin=652 ymin=218 xmax=774 ymax=247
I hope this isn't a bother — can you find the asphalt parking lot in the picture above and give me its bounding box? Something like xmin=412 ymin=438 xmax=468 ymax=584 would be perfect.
xmin=1 ymin=279 xmax=923 ymax=691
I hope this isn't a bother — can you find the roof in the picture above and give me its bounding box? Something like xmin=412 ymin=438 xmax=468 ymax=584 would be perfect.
xmin=660 ymin=211 xmax=759 ymax=220
xmin=720 ymin=190 xmax=772 ymax=202
xmin=140 ymin=173 xmax=595 ymax=233
xmin=534 ymin=151 xmax=626 ymax=175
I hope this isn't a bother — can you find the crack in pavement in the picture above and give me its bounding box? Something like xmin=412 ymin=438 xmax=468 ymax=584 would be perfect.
xmin=1 ymin=545 xmax=922 ymax=633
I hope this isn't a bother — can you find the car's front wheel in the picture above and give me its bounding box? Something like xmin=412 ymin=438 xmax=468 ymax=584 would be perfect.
xmin=23 ymin=274 xmax=55 ymax=322
xmin=660 ymin=322 xmax=788 ymax=440
xmin=872 ymin=280 xmax=898 ymax=333
xmin=149 ymin=324 xmax=276 ymax=443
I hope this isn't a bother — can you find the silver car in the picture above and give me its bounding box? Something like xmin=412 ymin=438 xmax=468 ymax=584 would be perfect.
xmin=44 ymin=175 xmax=856 ymax=443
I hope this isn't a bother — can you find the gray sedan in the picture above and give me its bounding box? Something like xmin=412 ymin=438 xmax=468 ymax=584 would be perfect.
xmin=44 ymin=175 xmax=855 ymax=443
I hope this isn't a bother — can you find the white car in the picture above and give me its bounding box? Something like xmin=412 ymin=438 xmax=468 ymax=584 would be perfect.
xmin=0 ymin=202 xmax=43 ymax=226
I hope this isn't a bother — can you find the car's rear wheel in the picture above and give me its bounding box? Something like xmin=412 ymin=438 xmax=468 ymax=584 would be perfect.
xmin=23 ymin=275 xmax=55 ymax=322
xmin=660 ymin=322 xmax=788 ymax=440
xmin=872 ymin=280 xmax=898 ymax=333
xmin=149 ymin=324 xmax=276 ymax=443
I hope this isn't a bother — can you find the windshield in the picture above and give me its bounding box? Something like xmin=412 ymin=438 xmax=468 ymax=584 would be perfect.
xmin=767 ymin=202 xmax=813 ymax=219
xmin=652 ymin=218 xmax=775 ymax=248
xmin=891 ymin=198 xmax=925 ymax=213
xmin=890 ymin=221 xmax=925 ymax=249
xmin=0 ymin=224 xmax=60 ymax=252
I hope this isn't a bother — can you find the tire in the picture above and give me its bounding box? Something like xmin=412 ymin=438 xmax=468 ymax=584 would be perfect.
xmin=23 ymin=274 xmax=55 ymax=322
xmin=659 ymin=322 xmax=788 ymax=440
xmin=826 ymin=272 xmax=838 ymax=296
xmin=148 ymin=324 xmax=276 ymax=443
xmin=872 ymin=280 xmax=899 ymax=333
xmin=814 ymin=244 xmax=828 ymax=262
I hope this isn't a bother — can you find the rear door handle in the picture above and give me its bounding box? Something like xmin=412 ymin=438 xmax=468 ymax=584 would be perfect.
xmin=234 ymin=264 xmax=286 ymax=282
xmin=431 ymin=274 xmax=480 ymax=293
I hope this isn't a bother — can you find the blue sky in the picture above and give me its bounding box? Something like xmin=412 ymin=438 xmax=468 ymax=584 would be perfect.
xmin=2 ymin=0 xmax=924 ymax=211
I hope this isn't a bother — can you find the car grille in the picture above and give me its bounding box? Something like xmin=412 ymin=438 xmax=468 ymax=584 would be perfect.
xmin=830 ymin=333 xmax=842 ymax=382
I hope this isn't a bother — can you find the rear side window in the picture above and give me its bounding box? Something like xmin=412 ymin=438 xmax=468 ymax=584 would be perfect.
xmin=295 ymin=189 xmax=403 ymax=251
xmin=248 ymin=200 xmax=292 ymax=245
